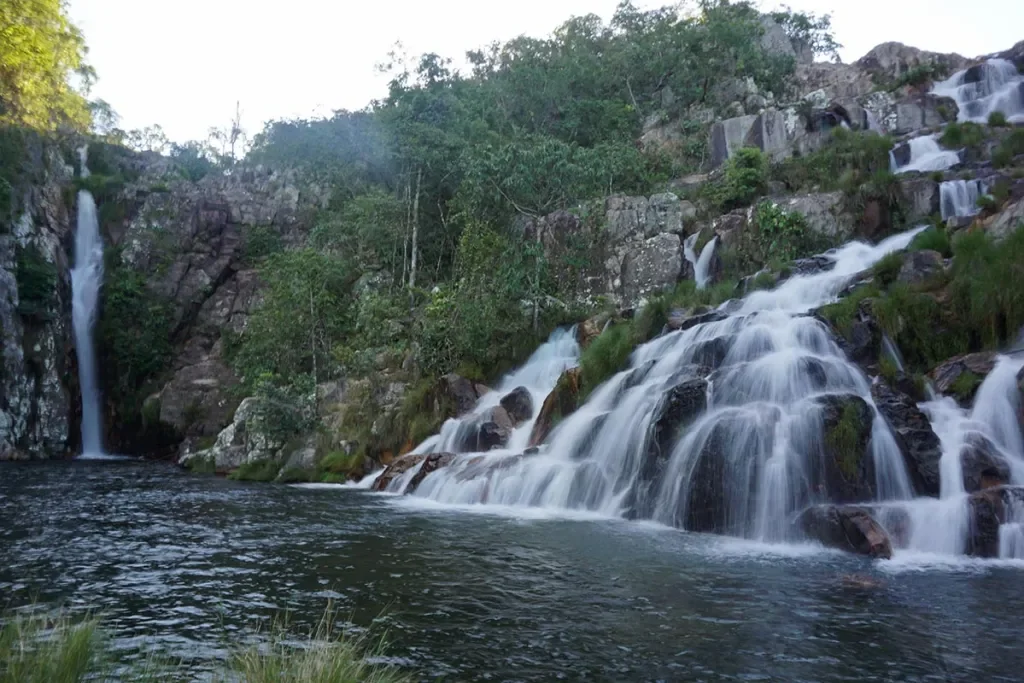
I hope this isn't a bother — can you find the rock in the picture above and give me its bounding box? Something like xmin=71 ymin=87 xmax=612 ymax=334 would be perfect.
xmin=605 ymin=195 xmax=649 ymax=242
xmin=779 ymin=192 xmax=854 ymax=241
xmin=406 ymin=452 xmax=457 ymax=494
xmin=500 ymin=387 xmax=534 ymax=427
xmin=710 ymin=109 xmax=790 ymax=168
xmin=931 ymin=352 xmax=997 ymax=404
xmin=280 ymin=436 xmax=318 ymax=478
xmin=529 ymin=368 xmax=582 ymax=447
xmin=178 ymin=397 xmax=283 ymax=474
xmin=797 ymin=505 xmax=894 ymax=559
xmin=900 ymin=177 xmax=941 ymax=224
xmin=645 ymin=193 xmax=686 ymax=236
xmin=814 ymin=394 xmax=876 ymax=503
xmin=439 ymin=374 xmax=488 ymax=417
xmin=871 ymin=382 xmax=943 ymax=497
xmin=986 ymin=197 xmax=1024 ymax=242
xmin=621 ymin=233 xmax=683 ymax=305
xmin=371 ymin=453 xmax=427 ymax=492
xmin=666 ymin=308 xmax=727 ymax=333
xmin=897 ymin=249 xmax=945 ymax=286
xmin=966 ymin=486 xmax=1024 ymax=557
xmin=855 ymin=43 xmax=969 ymax=85
xmin=629 ymin=379 xmax=708 ymax=519
xmin=476 ymin=406 xmax=515 ymax=451
xmin=158 ymin=359 xmax=240 ymax=438
xmin=890 ymin=94 xmax=959 ymax=135
xmin=960 ymin=433 xmax=1011 ymax=493
xmin=576 ymin=313 xmax=611 ymax=349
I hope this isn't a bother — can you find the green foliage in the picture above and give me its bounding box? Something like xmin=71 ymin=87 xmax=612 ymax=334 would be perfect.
xmin=14 ymin=245 xmax=57 ymax=321
xmin=992 ymin=129 xmax=1024 ymax=168
xmin=185 ymin=454 xmax=216 ymax=475
xmin=878 ymin=354 xmax=900 ymax=386
xmin=826 ymin=402 xmax=864 ymax=479
xmin=228 ymin=460 xmax=282 ymax=483
xmin=0 ymin=611 xmax=102 ymax=683
xmin=988 ymin=111 xmax=1008 ymax=127
xmin=243 ymin=225 xmax=283 ymax=264
xmin=750 ymin=201 xmax=824 ymax=264
xmin=318 ymin=450 xmax=363 ymax=476
xmin=772 ymin=128 xmax=893 ymax=193
xmin=768 ymin=6 xmax=841 ymax=61
xmin=702 ymin=147 xmax=768 ymax=212
xmin=939 ymin=122 xmax=985 ymax=150
xmin=251 ymin=374 xmax=316 ymax=445
xmin=818 ymin=284 xmax=879 ymax=338
xmin=947 ymin=226 xmax=1024 ymax=349
xmin=0 ymin=0 xmax=92 ymax=131
xmin=277 ymin=466 xmax=314 ymax=484
xmin=976 ymin=194 xmax=999 ymax=212
xmin=949 ymin=370 xmax=982 ymax=402
xmin=888 ymin=62 xmax=949 ymax=90
xmin=872 ymin=251 xmax=904 ymax=288
xmin=579 ymin=323 xmax=635 ymax=396
xmin=909 ymin=226 xmax=951 ymax=257
xmin=168 ymin=141 xmax=217 ymax=181
xmin=873 ymin=283 xmax=966 ymax=371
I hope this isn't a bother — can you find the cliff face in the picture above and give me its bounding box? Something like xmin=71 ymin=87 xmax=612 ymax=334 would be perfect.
xmin=0 ymin=131 xmax=74 ymax=459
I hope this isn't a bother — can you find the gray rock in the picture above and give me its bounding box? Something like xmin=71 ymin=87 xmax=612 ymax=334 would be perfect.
xmin=987 ymin=197 xmax=1024 ymax=242
xmin=621 ymin=233 xmax=683 ymax=304
xmin=500 ymin=387 xmax=534 ymax=427
xmin=854 ymin=42 xmax=969 ymax=84
xmin=931 ymin=352 xmax=998 ymax=404
xmin=645 ymin=193 xmax=685 ymax=237
xmin=178 ymin=397 xmax=283 ymax=473
xmin=710 ymin=109 xmax=790 ymax=168
xmin=779 ymin=192 xmax=854 ymax=240
xmin=967 ymin=486 xmax=1024 ymax=557
xmin=605 ymin=195 xmax=650 ymax=242
xmin=897 ymin=249 xmax=945 ymax=285
xmin=900 ymin=177 xmax=941 ymax=223
xmin=871 ymin=382 xmax=943 ymax=497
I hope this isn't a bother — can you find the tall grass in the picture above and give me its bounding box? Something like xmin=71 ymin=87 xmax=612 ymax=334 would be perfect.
xmin=0 ymin=608 xmax=411 ymax=683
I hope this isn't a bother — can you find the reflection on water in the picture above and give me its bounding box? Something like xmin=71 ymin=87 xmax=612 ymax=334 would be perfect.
xmin=3 ymin=461 xmax=1024 ymax=682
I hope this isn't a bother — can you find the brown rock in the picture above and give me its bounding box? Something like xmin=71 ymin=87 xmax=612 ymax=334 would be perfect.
xmin=371 ymin=454 xmax=427 ymax=492
xmin=406 ymin=453 xmax=457 ymax=494
xmin=529 ymin=368 xmax=582 ymax=447
xmin=930 ymin=352 xmax=998 ymax=404
xmin=499 ymin=387 xmax=534 ymax=427
xmin=798 ymin=505 xmax=894 ymax=559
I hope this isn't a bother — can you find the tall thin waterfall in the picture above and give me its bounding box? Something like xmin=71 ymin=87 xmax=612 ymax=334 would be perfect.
xmin=72 ymin=148 xmax=105 ymax=456
xmin=940 ymin=179 xmax=988 ymax=221
xmin=393 ymin=228 xmax=927 ymax=539
xmin=932 ymin=58 xmax=1024 ymax=124
xmin=684 ymin=233 xmax=718 ymax=290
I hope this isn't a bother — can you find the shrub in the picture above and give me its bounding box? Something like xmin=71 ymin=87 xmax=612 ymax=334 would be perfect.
xmin=873 ymin=283 xmax=967 ymax=371
xmin=909 ymin=226 xmax=951 ymax=257
xmin=818 ymin=284 xmax=879 ymax=339
xmin=992 ymin=129 xmax=1024 ymax=168
xmin=988 ymin=111 xmax=1008 ymax=127
xmin=703 ymin=147 xmax=768 ymax=212
xmin=228 ymin=460 xmax=282 ymax=482
xmin=826 ymin=402 xmax=865 ymax=479
xmin=947 ymin=226 xmax=1024 ymax=348
xmin=771 ymin=128 xmax=893 ymax=193
xmin=579 ymin=323 xmax=635 ymax=397
xmin=976 ymin=194 xmax=999 ymax=213
xmin=939 ymin=122 xmax=985 ymax=150
xmin=14 ymin=245 xmax=57 ymax=321
xmin=872 ymin=251 xmax=904 ymax=288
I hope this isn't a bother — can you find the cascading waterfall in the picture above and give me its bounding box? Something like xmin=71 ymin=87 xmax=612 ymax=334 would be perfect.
xmin=683 ymin=233 xmax=718 ymax=290
xmin=932 ymin=58 xmax=1024 ymax=124
xmin=72 ymin=148 xmax=105 ymax=457
xmin=397 ymin=229 xmax=929 ymax=540
xmin=890 ymin=135 xmax=961 ymax=174
xmin=940 ymin=179 xmax=989 ymax=221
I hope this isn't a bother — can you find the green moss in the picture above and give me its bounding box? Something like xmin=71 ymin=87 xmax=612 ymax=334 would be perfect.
xmin=827 ymin=402 xmax=864 ymax=480
xmin=228 ymin=460 xmax=282 ymax=482
xmin=185 ymin=455 xmax=216 ymax=475
xmin=873 ymin=283 xmax=967 ymax=371
xmin=818 ymin=284 xmax=879 ymax=339
xmin=277 ymin=466 xmax=314 ymax=483
xmin=872 ymin=251 xmax=903 ymax=288
xmin=878 ymin=355 xmax=900 ymax=385
xmin=940 ymin=122 xmax=985 ymax=150
xmin=948 ymin=225 xmax=1024 ymax=349
xmin=909 ymin=226 xmax=951 ymax=257
xmin=749 ymin=271 xmax=777 ymax=292
xmin=988 ymin=111 xmax=1009 ymax=127
xmin=579 ymin=322 xmax=635 ymax=397
xmin=949 ymin=370 xmax=982 ymax=402
xmin=771 ymin=128 xmax=893 ymax=194
xmin=319 ymin=449 xmax=362 ymax=475
xmin=992 ymin=129 xmax=1024 ymax=168
xmin=320 ymin=472 xmax=347 ymax=484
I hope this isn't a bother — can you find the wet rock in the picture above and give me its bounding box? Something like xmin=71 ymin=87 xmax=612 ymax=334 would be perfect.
xmin=576 ymin=313 xmax=611 ymax=349
xmin=960 ymin=433 xmax=1011 ymax=493
xmin=897 ymin=249 xmax=945 ymax=286
xmin=371 ymin=453 xmax=428 ymax=492
xmin=500 ymin=387 xmax=534 ymax=427
xmin=900 ymin=177 xmax=941 ymax=223
xmin=820 ymin=298 xmax=881 ymax=368
xmin=779 ymin=192 xmax=854 ymax=241
xmin=439 ymin=374 xmax=488 ymax=417
xmin=667 ymin=308 xmax=727 ymax=332
xmin=931 ymin=352 xmax=997 ymax=405
xmin=967 ymin=486 xmax=1024 ymax=557
xmin=814 ymin=394 xmax=876 ymax=503
xmin=621 ymin=233 xmax=683 ymax=305
xmin=797 ymin=505 xmax=894 ymax=559
xmin=629 ymin=380 xmax=708 ymax=519
xmin=406 ymin=452 xmax=457 ymax=494
xmin=476 ymin=406 xmax=515 ymax=451
xmin=529 ymin=368 xmax=582 ymax=447
xmin=871 ymin=382 xmax=943 ymax=497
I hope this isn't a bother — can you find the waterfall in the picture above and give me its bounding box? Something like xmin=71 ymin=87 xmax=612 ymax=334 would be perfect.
xmin=864 ymin=110 xmax=883 ymax=133
xmin=409 ymin=327 xmax=580 ymax=458
xmin=684 ymin=233 xmax=718 ymax=290
xmin=940 ymin=179 xmax=988 ymax=221
xmin=72 ymin=147 xmax=105 ymax=457
xmin=891 ymin=135 xmax=961 ymax=175
xmin=391 ymin=228 xmax=928 ymax=539
xmin=932 ymin=58 xmax=1024 ymax=124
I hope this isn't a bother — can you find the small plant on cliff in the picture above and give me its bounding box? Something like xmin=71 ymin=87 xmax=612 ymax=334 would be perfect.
xmin=826 ymin=402 xmax=864 ymax=480
xmin=988 ymin=111 xmax=1009 ymax=127
xmin=751 ymin=201 xmax=823 ymax=264
xmin=939 ymin=122 xmax=985 ymax=150
xmin=14 ymin=245 xmax=57 ymax=321
xmin=871 ymin=251 xmax=904 ymax=288
xmin=992 ymin=129 xmax=1024 ymax=168
xmin=817 ymin=284 xmax=879 ymax=339
xmin=948 ymin=226 xmax=1024 ymax=348
xmin=908 ymin=226 xmax=951 ymax=257
xmin=771 ymin=128 xmax=893 ymax=194
xmin=579 ymin=323 xmax=635 ymax=397
xmin=703 ymin=147 xmax=768 ymax=212
xmin=873 ymin=283 xmax=966 ymax=371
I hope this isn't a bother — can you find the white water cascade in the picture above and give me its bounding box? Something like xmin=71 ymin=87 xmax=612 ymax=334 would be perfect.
xmin=410 ymin=326 xmax=580 ymax=457
xmin=891 ymin=135 xmax=961 ymax=175
xmin=940 ymin=179 xmax=989 ymax=221
xmin=393 ymin=229 xmax=931 ymax=540
xmin=932 ymin=58 xmax=1024 ymax=124
xmin=683 ymin=233 xmax=719 ymax=290
xmin=71 ymin=148 xmax=105 ymax=457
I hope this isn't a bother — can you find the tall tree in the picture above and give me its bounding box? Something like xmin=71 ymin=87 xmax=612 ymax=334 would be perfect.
xmin=0 ymin=0 xmax=91 ymax=130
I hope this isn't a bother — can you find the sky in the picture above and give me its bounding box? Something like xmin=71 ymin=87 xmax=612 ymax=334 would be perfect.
xmin=67 ymin=0 xmax=1024 ymax=144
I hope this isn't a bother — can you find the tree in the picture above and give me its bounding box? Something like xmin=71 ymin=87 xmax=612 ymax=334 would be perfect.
xmin=0 ymin=0 xmax=91 ymax=130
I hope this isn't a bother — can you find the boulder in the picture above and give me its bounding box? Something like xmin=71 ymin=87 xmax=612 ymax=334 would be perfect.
xmin=890 ymin=94 xmax=959 ymax=135
xmin=529 ymin=368 xmax=582 ymax=446
xmin=628 ymin=379 xmax=708 ymax=519
xmin=439 ymin=373 xmax=488 ymax=417
xmin=500 ymin=387 xmax=534 ymax=427
xmin=371 ymin=453 xmax=428 ymax=492
xmin=779 ymin=192 xmax=854 ymax=241
xmin=871 ymin=382 xmax=943 ymax=497
xmin=576 ymin=313 xmax=611 ymax=349
xmin=177 ymin=397 xmax=283 ymax=474
xmin=710 ymin=109 xmax=790 ymax=168
xmin=931 ymin=352 xmax=997 ymax=404
xmin=406 ymin=452 xmax=457 ymax=494
xmin=476 ymin=406 xmax=515 ymax=451
xmin=797 ymin=505 xmax=894 ymax=559
xmin=645 ymin=193 xmax=687 ymax=236
xmin=814 ymin=394 xmax=876 ymax=503
xmin=966 ymin=486 xmax=1024 ymax=557
xmin=158 ymin=359 xmax=240 ymax=439
xmin=621 ymin=233 xmax=683 ymax=305
xmin=900 ymin=177 xmax=941 ymax=223
xmin=960 ymin=433 xmax=1011 ymax=493
xmin=986 ymin=197 xmax=1024 ymax=242
xmin=897 ymin=249 xmax=945 ymax=286
xmin=820 ymin=298 xmax=881 ymax=369
xmin=667 ymin=308 xmax=727 ymax=333
xmin=605 ymin=195 xmax=650 ymax=242
xmin=854 ymin=43 xmax=968 ymax=85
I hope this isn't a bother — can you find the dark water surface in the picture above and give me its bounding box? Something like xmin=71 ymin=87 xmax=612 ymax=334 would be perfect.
xmin=2 ymin=461 xmax=1024 ymax=682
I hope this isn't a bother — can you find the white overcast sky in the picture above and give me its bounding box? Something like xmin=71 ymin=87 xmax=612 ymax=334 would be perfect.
xmin=68 ymin=0 xmax=1023 ymax=143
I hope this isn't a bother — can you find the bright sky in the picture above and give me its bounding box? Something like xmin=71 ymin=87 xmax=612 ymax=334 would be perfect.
xmin=67 ymin=0 xmax=1024 ymax=144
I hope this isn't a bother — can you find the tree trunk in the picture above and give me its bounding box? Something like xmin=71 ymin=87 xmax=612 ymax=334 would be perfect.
xmin=409 ymin=168 xmax=422 ymax=291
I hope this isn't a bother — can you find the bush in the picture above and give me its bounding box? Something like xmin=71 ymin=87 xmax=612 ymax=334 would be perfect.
xmin=988 ymin=111 xmax=1008 ymax=127
xmin=908 ymin=227 xmax=951 ymax=257
xmin=818 ymin=284 xmax=879 ymax=338
xmin=992 ymin=129 xmax=1024 ymax=168
xmin=579 ymin=323 xmax=635 ymax=397
xmin=14 ymin=245 xmax=57 ymax=321
xmin=702 ymin=147 xmax=768 ymax=212
xmin=873 ymin=283 xmax=967 ymax=371
xmin=872 ymin=251 xmax=904 ymax=288
xmin=228 ymin=460 xmax=282 ymax=482
xmin=948 ymin=226 xmax=1024 ymax=349
xmin=750 ymin=201 xmax=825 ymax=264
xmin=771 ymin=128 xmax=892 ymax=193
xmin=939 ymin=122 xmax=985 ymax=150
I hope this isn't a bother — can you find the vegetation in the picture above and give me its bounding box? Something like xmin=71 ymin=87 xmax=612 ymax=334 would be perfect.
xmin=992 ymin=129 xmax=1024 ymax=168
xmin=940 ymin=121 xmax=985 ymax=151
xmin=908 ymin=226 xmax=951 ymax=257
xmin=772 ymin=127 xmax=893 ymax=193
xmin=949 ymin=370 xmax=982 ymax=403
xmin=702 ymin=147 xmax=768 ymax=212
xmin=988 ymin=111 xmax=1008 ymax=127
xmin=946 ymin=227 xmax=1024 ymax=349
xmin=826 ymin=401 xmax=865 ymax=480
xmin=14 ymin=245 xmax=57 ymax=321
xmin=228 ymin=460 xmax=283 ymax=483
xmin=0 ymin=608 xmax=411 ymax=682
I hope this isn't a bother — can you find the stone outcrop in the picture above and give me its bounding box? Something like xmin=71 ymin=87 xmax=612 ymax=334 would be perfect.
xmin=931 ymin=352 xmax=997 ymax=404
xmin=621 ymin=233 xmax=683 ymax=304
xmin=896 ymin=249 xmax=945 ymax=286
xmin=779 ymin=192 xmax=855 ymax=241
xmin=710 ymin=109 xmax=789 ymax=168
xmin=814 ymin=394 xmax=876 ymax=503
xmin=500 ymin=387 xmax=533 ymax=427
xmin=960 ymin=433 xmax=1011 ymax=493
xmin=797 ymin=505 xmax=894 ymax=559
xmin=529 ymin=368 xmax=582 ymax=447
xmin=178 ymin=397 xmax=284 ymax=474
xmin=871 ymin=382 xmax=943 ymax=497
xmin=854 ymin=43 xmax=968 ymax=84
xmin=371 ymin=453 xmax=427 ymax=492
xmin=966 ymin=486 xmax=1024 ymax=557
xmin=0 ymin=134 xmax=73 ymax=459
